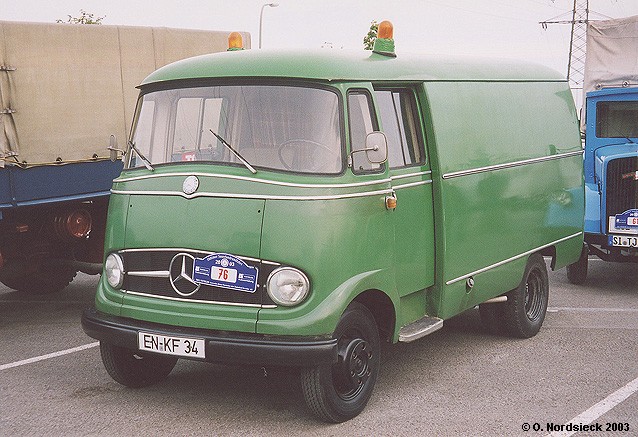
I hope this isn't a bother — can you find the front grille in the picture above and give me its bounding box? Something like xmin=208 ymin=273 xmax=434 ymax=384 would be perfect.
xmin=606 ymin=157 xmax=638 ymax=232
xmin=120 ymin=249 xmax=278 ymax=307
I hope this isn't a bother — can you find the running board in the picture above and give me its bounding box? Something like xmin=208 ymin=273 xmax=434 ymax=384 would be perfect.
xmin=398 ymin=316 xmax=443 ymax=343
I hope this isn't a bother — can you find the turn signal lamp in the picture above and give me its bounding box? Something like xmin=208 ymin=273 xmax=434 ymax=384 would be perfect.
xmin=373 ymin=20 xmax=396 ymax=57
xmin=228 ymin=32 xmax=245 ymax=51
xmin=385 ymin=194 xmax=397 ymax=210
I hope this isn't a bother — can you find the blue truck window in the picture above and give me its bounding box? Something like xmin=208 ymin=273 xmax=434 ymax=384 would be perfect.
xmin=595 ymin=101 xmax=638 ymax=138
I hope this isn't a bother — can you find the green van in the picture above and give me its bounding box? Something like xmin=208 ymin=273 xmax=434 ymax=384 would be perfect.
xmin=82 ymin=26 xmax=584 ymax=422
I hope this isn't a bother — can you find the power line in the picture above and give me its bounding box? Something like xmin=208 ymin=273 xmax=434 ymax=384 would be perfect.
xmin=540 ymin=0 xmax=589 ymax=89
xmin=540 ymin=1 xmax=614 ymax=89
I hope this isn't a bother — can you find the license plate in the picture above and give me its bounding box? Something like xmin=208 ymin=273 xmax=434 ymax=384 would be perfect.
xmin=138 ymin=331 xmax=205 ymax=358
xmin=608 ymin=235 xmax=638 ymax=248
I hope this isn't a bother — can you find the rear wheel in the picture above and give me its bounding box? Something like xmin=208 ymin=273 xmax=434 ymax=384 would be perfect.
xmin=100 ymin=342 xmax=178 ymax=388
xmin=503 ymin=254 xmax=549 ymax=338
xmin=301 ymin=302 xmax=380 ymax=423
xmin=566 ymin=243 xmax=588 ymax=285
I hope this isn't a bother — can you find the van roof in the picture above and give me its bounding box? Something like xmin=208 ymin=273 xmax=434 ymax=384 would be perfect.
xmin=141 ymin=49 xmax=565 ymax=86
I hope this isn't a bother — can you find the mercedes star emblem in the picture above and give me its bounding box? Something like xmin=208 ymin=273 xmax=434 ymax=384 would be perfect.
xmin=183 ymin=175 xmax=199 ymax=195
xmin=169 ymin=253 xmax=200 ymax=296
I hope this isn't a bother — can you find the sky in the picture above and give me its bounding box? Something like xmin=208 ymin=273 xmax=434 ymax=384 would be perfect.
xmin=3 ymin=0 xmax=638 ymax=79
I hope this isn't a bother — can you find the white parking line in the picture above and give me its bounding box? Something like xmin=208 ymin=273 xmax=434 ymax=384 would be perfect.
xmin=547 ymin=307 xmax=638 ymax=313
xmin=548 ymin=376 xmax=638 ymax=437
xmin=0 ymin=342 xmax=99 ymax=371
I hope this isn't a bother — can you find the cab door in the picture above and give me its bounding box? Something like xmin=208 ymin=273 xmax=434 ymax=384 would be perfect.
xmin=374 ymin=87 xmax=435 ymax=296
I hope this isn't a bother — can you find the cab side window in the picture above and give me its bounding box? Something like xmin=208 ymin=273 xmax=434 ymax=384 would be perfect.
xmin=375 ymin=89 xmax=424 ymax=168
xmin=348 ymin=91 xmax=381 ymax=173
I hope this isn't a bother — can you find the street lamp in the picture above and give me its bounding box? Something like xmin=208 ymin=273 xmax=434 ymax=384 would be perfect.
xmin=259 ymin=3 xmax=279 ymax=49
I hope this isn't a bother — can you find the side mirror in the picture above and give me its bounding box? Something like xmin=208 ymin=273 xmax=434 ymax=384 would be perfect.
xmin=364 ymin=131 xmax=388 ymax=164
xmin=108 ymin=135 xmax=124 ymax=162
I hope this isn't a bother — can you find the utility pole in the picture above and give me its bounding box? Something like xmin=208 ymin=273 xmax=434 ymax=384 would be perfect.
xmin=540 ymin=0 xmax=590 ymax=90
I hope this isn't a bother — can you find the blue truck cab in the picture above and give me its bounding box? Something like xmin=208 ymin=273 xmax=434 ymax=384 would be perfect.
xmin=567 ymin=87 xmax=638 ymax=283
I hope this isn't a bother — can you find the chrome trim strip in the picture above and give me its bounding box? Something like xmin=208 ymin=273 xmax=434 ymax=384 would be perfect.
xmin=127 ymin=271 xmax=170 ymax=278
xmin=392 ymin=180 xmax=433 ymax=190
xmin=117 ymin=247 xmax=270 ymax=265
xmin=111 ymin=188 xmax=394 ymax=201
xmin=114 ymin=172 xmax=392 ymax=189
xmin=124 ymin=289 xmax=277 ymax=309
xmin=442 ymin=150 xmax=583 ymax=180
xmin=390 ymin=170 xmax=432 ymax=181
xmin=445 ymin=232 xmax=583 ymax=285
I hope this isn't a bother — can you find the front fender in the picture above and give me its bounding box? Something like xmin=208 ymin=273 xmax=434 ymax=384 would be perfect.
xmin=256 ymin=268 xmax=397 ymax=336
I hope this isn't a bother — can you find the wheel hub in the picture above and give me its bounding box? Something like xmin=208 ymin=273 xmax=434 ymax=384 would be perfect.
xmin=339 ymin=338 xmax=371 ymax=389
xmin=525 ymin=268 xmax=544 ymax=321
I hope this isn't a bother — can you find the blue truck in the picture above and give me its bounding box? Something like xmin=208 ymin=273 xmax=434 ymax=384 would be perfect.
xmin=0 ymin=21 xmax=245 ymax=293
xmin=565 ymin=16 xmax=638 ymax=284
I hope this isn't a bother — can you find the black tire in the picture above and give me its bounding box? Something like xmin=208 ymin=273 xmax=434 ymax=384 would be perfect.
xmin=503 ymin=254 xmax=549 ymax=338
xmin=566 ymin=243 xmax=588 ymax=285
xmin=301 ymin=302 xmax=380 ymax=423
xmin=100 ymin=342 xmax=178 ymax=388
xmin=0 ymin=262 xmax=77 ymax=294
xmin=479 ymin=302 xmax=505 ymax=335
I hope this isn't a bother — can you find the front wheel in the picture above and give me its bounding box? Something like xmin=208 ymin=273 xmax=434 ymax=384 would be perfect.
xmin=301 ymin=302 xmax=380 ymax=423
xmin=502 ymin=254 xmax=549 ymax=338
xmin=99 ymin=342 xmax=178 ymax=388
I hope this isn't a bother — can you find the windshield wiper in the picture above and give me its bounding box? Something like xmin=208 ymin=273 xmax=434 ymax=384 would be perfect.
xmin=128 ymin=140 xmax=154 ymax=171
xmin=209 ymin=129 xmax=257 ymax=174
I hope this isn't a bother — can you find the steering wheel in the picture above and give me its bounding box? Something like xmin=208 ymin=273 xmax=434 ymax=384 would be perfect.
xmin=277 ymin=139 xmax=338 ymax=172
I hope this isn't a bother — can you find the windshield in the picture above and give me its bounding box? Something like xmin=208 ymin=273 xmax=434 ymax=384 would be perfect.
xmin=596 ymin=101 xmax=638 ymax=138
xmin=128 ymin=84 xmax=343 ymax=174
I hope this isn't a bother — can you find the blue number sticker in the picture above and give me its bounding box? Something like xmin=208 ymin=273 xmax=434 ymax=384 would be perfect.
xmin=614 ymin=209 xmax=638 ymax=228
xmin=192 ymin=253 xmax=258 ymax=293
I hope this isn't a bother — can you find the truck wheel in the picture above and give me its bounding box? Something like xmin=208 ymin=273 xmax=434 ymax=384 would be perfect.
xmin=301 ymin=302 xmax=380 ymax=423
xmin=99 ymin=342 xmax=178 ymax=388
xmin=0 ymin=263 xmax=77 ymax=294
xmin=566 ymin=243 xmax=588 ymax=285
xmin=503 ymin=254 xmax=549 ymax=338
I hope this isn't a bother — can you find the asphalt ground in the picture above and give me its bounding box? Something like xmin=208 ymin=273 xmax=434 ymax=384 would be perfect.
xmin=1 ymin=258 xmax=636 ymax=436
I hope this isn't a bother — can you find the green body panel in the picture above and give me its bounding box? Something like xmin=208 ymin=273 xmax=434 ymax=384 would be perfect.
xmin=103 ymin=192 xmax=129 ymax=253
xmin=257 ymin=194 xmax=397 ymax=336
xmin=388 ymin=169 xmax=435 ymax=299
xmin=119 ymin=291 xmax=259 ymax=332
xmin=423 ymin=81 xmax=584 ymax=319
xmin=142 ymin=50 xmax=564 ymax=86
xmin=94 ymin=48 xmax=584 ymax=344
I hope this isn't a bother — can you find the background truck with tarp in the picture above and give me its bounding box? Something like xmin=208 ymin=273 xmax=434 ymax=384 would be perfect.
xmin=566 ymin=15 xmax=638 ymax=284
xmin=0 ymin=21 xmax=249 ymax=293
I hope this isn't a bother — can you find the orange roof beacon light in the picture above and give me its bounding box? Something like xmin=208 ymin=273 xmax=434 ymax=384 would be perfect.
xmin=372 ymin=20 xmax=396 ymax=57
xmin=227 ymin=32 xmax=244 ymax=51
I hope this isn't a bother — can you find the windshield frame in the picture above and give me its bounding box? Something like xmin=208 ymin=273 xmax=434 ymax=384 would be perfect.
xmin=126 ymin=79 xmax=347 ymax=176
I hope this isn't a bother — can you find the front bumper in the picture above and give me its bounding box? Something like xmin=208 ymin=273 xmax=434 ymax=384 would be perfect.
xmin=82 ymin=307 xmax=338 ymax=366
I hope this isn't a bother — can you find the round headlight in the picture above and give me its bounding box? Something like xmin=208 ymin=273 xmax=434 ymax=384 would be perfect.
xmin=267 ymin=267 xmax=310 ymax=306
xmin=105 ymin=253 xmax=124 ymax=289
